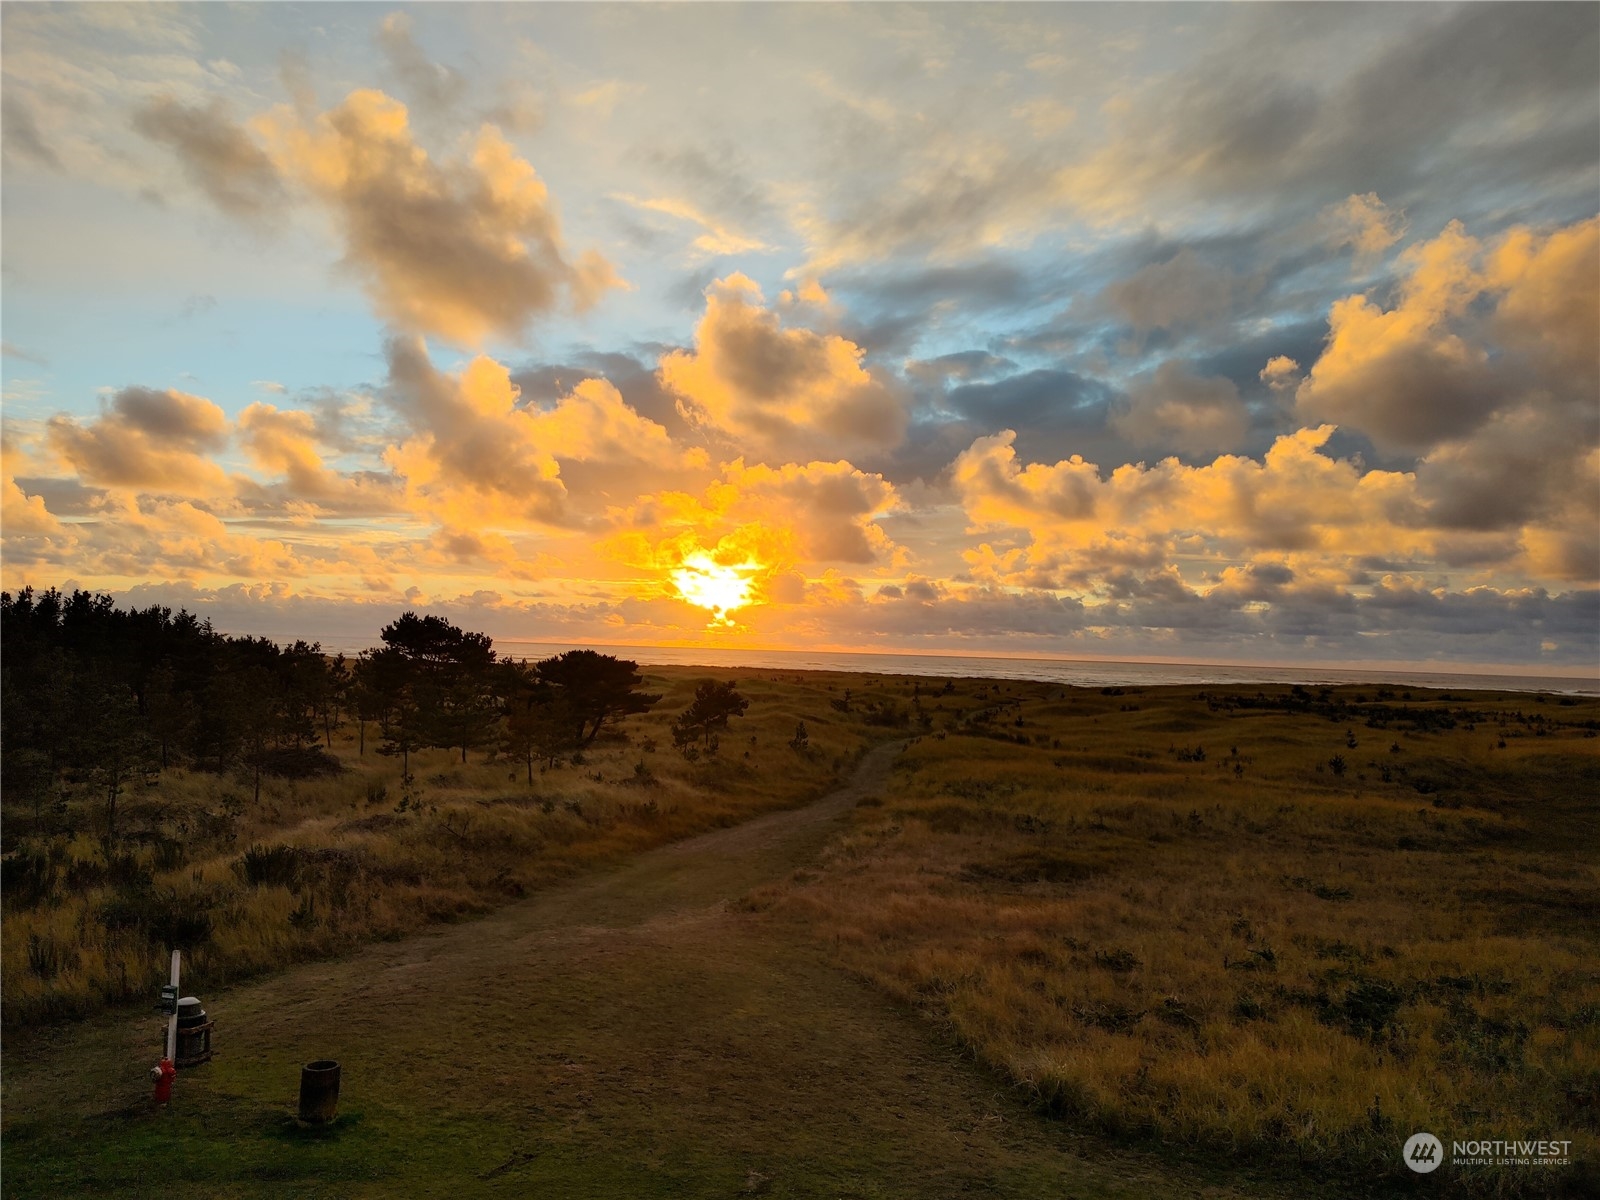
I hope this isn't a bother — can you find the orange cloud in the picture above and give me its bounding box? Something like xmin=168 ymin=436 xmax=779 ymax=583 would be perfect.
xmin=1323 ymin=192 xmax=1407 ymax=267
xmin=1296 ymin=216 xmax=1599 ymax=453
xmin=45 ymin=387 xmax=231 ymax=495
xmin=1483 ymin=216 xmax=1600 ymax=381
xmin=237 ymin=403 xmax=337 ymax=494
xmin=257 ymin=89 xmax=622 ymax=344
xmin=382 ymin=337 xmax=692 ymax=536
xmin=660 ymin=274 xmax=908 ymax=462
xmin=955 ymin=425 xmax=1428 ymax=569
xmin=2 ymin=475 xmax=63 ymax=536
xmin=609 ymin=456 xmax=901 ymax=576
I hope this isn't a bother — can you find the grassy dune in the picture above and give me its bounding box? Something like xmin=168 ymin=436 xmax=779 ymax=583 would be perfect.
xmin=3 ymin=737 xmax=1287 ymax=1200
xmin=6 ymin=669 xmax=1596 ymax=1195
xmin=2 ymin=666 xmax=902 ymax=1027
xmin=764 ymin=679 xmax=1600 ymax=1194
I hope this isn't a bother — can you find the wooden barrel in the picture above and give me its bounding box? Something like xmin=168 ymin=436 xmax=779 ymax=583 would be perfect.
xmin=297 ymin=1060 xmax=341 ymax=1123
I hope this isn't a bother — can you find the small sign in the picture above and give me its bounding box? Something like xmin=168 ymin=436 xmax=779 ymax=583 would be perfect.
xmin=158 ymin=984 xmax=179 ymax=1014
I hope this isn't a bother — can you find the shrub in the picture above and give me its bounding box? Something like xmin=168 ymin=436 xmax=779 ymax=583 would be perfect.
xmin=236 ymin=843 xmax=304 ymax=888
xmin=861 ymin=699 xmax=908 ymax=728
xmin=1329 ymin=978 xmax=1404 ymax=1042
xmin=672 ymin=680 xmax=750 ymax=757
xmin=257 ymin=746 xmax=344 ymax=779
xmin=1093 ymin=947 xmax=1143 ymax=972
xmin=144 ymin=891 xmax=216 ymax=951
xmin=1 ymin=845 xmax=60 ymax=909
xmin=27 ymin=933 xmax=76 ymax=981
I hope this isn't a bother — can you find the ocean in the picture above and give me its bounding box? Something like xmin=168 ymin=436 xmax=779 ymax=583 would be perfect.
xmin=463 ymin=642 xmax=1599 ymax=696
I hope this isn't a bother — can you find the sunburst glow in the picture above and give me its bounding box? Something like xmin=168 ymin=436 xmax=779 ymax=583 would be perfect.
xmin=671 ymin=552 xmax=758 ymax=627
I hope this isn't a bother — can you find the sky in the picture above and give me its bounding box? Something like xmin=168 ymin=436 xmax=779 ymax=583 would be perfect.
xmin=2 ymin=2 xmax=1597 ymax=672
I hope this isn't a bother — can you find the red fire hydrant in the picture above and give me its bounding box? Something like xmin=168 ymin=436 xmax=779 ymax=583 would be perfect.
xmin=150 ymin=1057 xmax=176 ymax=1106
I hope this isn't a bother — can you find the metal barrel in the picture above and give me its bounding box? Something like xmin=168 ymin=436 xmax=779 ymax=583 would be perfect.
xmin=297 ymin=1060 xmax=341 ymax=1123
xmin=174 ymin=997 xmax=213 ymax=1067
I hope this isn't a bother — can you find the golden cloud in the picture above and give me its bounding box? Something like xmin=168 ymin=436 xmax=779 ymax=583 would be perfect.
xmin=257 ymin=89 xmax=623 ymax=344
xmin=1296 ymin=216 xmax=1599 ymax=453
xmin=955 ymin=425 xmax=1428 ymax=568
xmin=1323 ymin=192 xmax=1407 ymax=267
xmin=2 ymin=475 xmax=63 ymax=536
xmin=45 ymin=387 xmax=232 ymax=496
xmin=382 ymin=337 xmax=693 ymax=536
xmin=660 ymin=274 xmax=908 ymax=462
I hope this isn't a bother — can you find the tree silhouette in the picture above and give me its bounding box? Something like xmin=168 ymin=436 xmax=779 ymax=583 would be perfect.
xmin=501 ymin=670 xmax=578 ymax=782
xmin=377 ymin=613 xmax=499 ymax=762
xmin=535 ymin=650 xmax=660 ymax=744
xmin=671 ymin=680 xmax=749 ymax=756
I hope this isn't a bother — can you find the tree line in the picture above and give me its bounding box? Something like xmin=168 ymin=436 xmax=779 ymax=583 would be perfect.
xmin=0 ymin=589 xmax=680 ymax=840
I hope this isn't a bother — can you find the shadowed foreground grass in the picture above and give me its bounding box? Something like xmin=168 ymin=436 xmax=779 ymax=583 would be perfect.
xmin=763 ymin=681 xmax=1600 ymax=1196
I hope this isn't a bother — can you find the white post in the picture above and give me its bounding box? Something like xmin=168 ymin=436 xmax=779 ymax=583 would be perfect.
xmin=166 ymin=949 xmax=180 ymax=1061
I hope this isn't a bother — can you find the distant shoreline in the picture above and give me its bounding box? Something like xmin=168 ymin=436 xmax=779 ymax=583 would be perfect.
xmin=298 ymin=638 xmax=1599 ymax=696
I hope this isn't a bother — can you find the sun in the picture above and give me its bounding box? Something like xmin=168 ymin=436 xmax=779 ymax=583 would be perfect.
xmin=671 ymin=552 xmax=758 ymax=627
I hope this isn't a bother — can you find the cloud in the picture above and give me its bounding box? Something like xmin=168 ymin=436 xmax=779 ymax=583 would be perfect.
xmin=793 ymin=147 xmax=1062 ymax=273
xmin=1259 ymin=356 xmax=1301 ymax=393
xmin=1 ymin=341 xmax=49 ymax=367
xmin=610 ymin=192 xmax=769 ymax=257
xmin=609 ymin=457 xmax=901 ymax=582
xmin=1296 ymin=215 xmax=1599 ymax=453
xmin=482 ymin=81 xmax=544 ymax=135
xmin=954 ymin=425 xmax=1431 ymax=575
xmin=1 ymin=92 xmax=60 ymax=168
xmin=715 ymin=459 xmax=900 ymax=565
xmin=1111 ymin=362 xmax=1249 ymax=456
xmin=3 ymin=7 xmax=1594 ymax=667
xmin=660 ymin=274 xmax=909 ymax=462
xmin=235 ymin=402 xmax=401 ymax=514
xmin=2 ymin=475 xmax=64 ymax=536
xmin=45 ymin=386 xmax=232 ymax=494
xmin=599 ymin=457 xmax=903 ymax=631
xmin=905 ymin=350 xmax=1016 ymax=388
xmin=382 ymin=337 xmax=570 ymax=529
xmin=257 ymin=89 xmax=624 ymax=344
xmin=375 ymin=11 xmax=465 ymax=116
xmin=132 ymin=95 xmax=287 ymax=220
xmin=525 ymin=377 xmax=693 ymax=471
xmin=1010 ymin=97 xmax=1075 ymax=137
xmin=1101 ymin=248 xmax=1260 ymax=333
xmin=1296 ymin=221 xmax=1501 ymax=453
xmin=1056 ymin=4 xmax=1598 ymax=232
xmin=566 ymin=80 xmax=641 ymax=120
xmin=644 ymin=141 xmax=774 ymax=230
xmin=1484 ymin=216 xmax=1600 ymax=382
xmin=381 ymin=336 xmax=691 ymax=534
xmin=1414 ymin=403 xmax=1594 ymax=537
xmin=1323 ymin=192 xmax=1406 ymax=267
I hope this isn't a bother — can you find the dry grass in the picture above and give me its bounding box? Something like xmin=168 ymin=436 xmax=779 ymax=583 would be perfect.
xmin=2 ymin=666 xmax=900 ymax=1027
xmin=8 ymin=668 xmax=1596 ymax=1192
xmin=773 ymin=680 xmax=1600 ymax=1194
